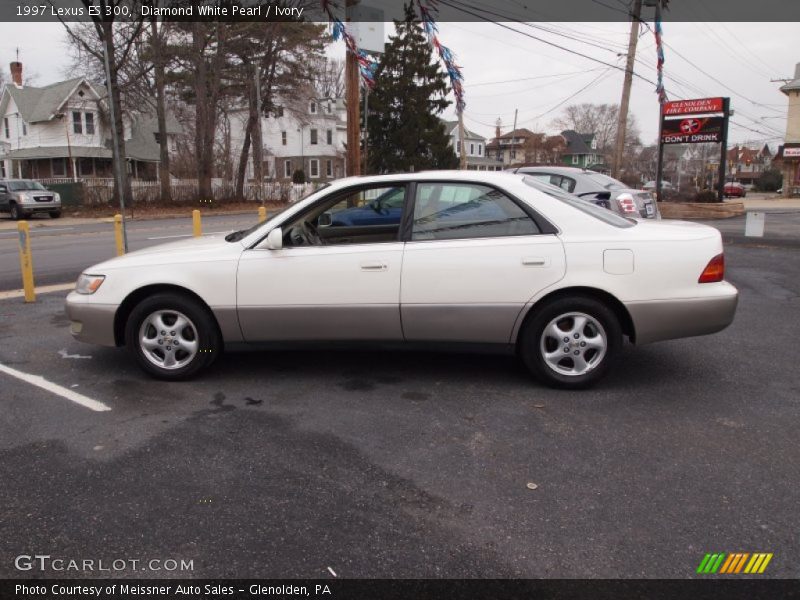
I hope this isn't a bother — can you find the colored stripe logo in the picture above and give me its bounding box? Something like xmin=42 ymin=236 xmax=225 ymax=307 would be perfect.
xmin=697 ymin=553 xmax=773 ymax=574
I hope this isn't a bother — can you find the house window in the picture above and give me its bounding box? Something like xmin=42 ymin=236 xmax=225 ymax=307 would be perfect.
xmin=591 ymin=138 xmax=597 ymax=150
xmin=309 ymin=101 xmax=317 ymax=114
xmin=284 ymin=160 xmax=292 ymax=178
xmin=572 ymin=155 xmax=579 ymax=165
xmin=51 ymin=158 xmax=66 ymax=177
xmin=478 ymin=144 xmax=483 ymax=156
xmin=72 ymin=111 xmax=82 ymax=134
xmin=21 ymin=121 xmax=27 ymax=136
xmin=325 ymin=102 xmax=332 ymax=114
xmin=4 ymin=118 xmax=9 ymax=138
xmin=325 ymin=159 xmax=333 ymax=178
xmin=0 ymin=161 xmax=6 ymax=178
xmin=326 ymin=129 xmax=332 ymax=145
xmin=310 ymin=129 xmax=318 ymax=145
xmin=78 ymin=157 xmax=94 ymax=176
xmin=281 ymin=131 xmax=287 ymax=146
xmin=309 ymin=159 xmax=320 ymax=178
xmin=85 ymin=113 xmax=95 ymax=135
xmin=510 ymin=150 xmax=516 ymax=159
xmin=470 ymin=143 xmax=475 ymax=155
xmin=275 ymin=106 xmax=284 ymax=118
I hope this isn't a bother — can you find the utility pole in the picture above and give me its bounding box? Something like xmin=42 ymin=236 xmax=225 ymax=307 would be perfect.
xmin=345 ymin=0 xmax=361 ymax=176
xmin=612 ymin=0 xmax=643 ymax=179
xmin=458 ymin=111 xmax=467 ymax=169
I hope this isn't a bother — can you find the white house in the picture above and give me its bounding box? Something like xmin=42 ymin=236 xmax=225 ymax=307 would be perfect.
xmin=0 ymin=61 xmax=179 ymax=181
xmin=442 ymin=120 xmax=503 ymax=171
xmin=228 ymin=96 xmax=347 ymax=183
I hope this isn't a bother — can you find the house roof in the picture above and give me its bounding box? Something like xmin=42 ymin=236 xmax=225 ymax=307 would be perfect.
xmin=1 ymin=78 xmax=95 ymax=123
xmin=125 ymin=112 xmax=182 ymax=162
xmin=780 ymin=63 xmax=800 ymax=94
xmin=560 ymin=130 xmax=595 ymax=155
xmin=442 ymin=120 xmax=484 ymax=141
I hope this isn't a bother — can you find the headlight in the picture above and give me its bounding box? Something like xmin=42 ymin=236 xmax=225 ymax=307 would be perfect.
xmin=17 ymin=193 xmax=30 ymax=203
xmin=75 ymin=274 xmax=105 ymax=294
xmin=54 ymin=192 xmax=61 ymax=203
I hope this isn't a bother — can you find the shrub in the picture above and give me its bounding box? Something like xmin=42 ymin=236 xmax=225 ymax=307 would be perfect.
xmin=693 ymin=190 xmax=719 ymax=203
xmin=292 ymin=169 xmax=306 ymax=184
xmin=756 ymin=168 xmax=783 ymax=192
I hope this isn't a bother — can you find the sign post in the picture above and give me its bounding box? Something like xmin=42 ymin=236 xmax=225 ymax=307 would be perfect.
xmin=656 ymin=97 xmax=730 ymax=203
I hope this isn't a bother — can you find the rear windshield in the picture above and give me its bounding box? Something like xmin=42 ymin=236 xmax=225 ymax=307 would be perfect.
xmin=523 ymin=177 xmax=635 ymax=228
xmin=582 ymin=172 xmax=627 ymax=190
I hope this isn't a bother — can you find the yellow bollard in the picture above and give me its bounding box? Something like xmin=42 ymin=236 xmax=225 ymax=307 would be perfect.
xmin=17 ymin=221 xmax=36 ymax=303
xmin=114 ymin=214 xmax=125 ymax=256
xmin=258 ymin=206 xmax=267 ymax=223
xmin=192 ymin=209 xmax=202 ymax=237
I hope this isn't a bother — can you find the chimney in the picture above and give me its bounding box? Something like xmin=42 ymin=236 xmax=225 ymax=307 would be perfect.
xmin=10 ymin=61 xmax=22 ymax=87
xmin=795 ymin=62 xmax=800 ymax=80
xmin=495 ymin=117 xmax=502 ymax=140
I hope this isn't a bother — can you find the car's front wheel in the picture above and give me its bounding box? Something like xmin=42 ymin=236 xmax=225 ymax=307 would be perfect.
xmin=519 ymin=296 xmax=622 ymax=389
xmin=125 ymin=293 xmax=221 ymax=380
xmin=9 ymin=203 xmax=22 ymax=220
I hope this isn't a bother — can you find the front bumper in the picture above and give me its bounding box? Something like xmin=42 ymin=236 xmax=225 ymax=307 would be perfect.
xmin=20 ymin=200 xmax=61 ymax=213
xmin=65 ymin=292 xmax=118 ymax=347
xmin=625 ymin=282 xmax=739 ymax=345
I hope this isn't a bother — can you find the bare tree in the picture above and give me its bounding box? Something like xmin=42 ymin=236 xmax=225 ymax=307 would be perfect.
xmin=552 ymin=103 xmax=641 ymax=165
xmin=312 ymin=57 xmax=345 ymax=98
xmin=55 ymin=1 xmax=145 ymax=207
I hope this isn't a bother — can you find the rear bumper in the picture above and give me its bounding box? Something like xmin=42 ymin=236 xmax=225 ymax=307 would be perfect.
xmin=65 ymin=292 xmax=118 ymax=347
xmin=625 ymin=283 xmax=738 ymax=345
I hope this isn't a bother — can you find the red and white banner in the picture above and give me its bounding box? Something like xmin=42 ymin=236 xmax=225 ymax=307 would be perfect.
xmin=662 ymin=97 xmax=725 ymax=116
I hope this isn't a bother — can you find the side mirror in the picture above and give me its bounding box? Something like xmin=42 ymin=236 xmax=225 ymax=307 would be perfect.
xmin=265 ymin=227 xmax=283 ymax=250
xmin=318 ymin=212 xmax=332 ymax=227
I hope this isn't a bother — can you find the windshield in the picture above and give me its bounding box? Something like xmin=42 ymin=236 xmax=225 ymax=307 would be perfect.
xmin=225 ymin=184 xmax=330 ymax=242
xmin=8 ymin=180 xmax=47 ymax=191
xmin=523 ymin=176 xmax=635 ymax=228
xmin=582 ymin=173 xmax=627 ymax=191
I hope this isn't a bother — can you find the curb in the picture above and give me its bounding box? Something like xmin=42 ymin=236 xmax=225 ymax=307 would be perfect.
xmin=721 ymin=235 xmax=800 ymax=249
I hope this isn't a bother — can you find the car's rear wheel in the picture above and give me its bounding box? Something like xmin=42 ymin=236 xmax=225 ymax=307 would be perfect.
xmin=519 ymin=296 xmax=621 ymax=389
xmin=125 ymin=293 xmax=220 ymax=380
xmin=49 ymin=210 xmax=62 ymax=218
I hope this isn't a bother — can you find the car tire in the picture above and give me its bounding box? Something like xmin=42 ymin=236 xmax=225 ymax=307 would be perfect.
xmin=519 ymin=296 xmax=622 ymax=389
xmin=49 ymin=210 xmax=62 ymax=219
xmin=9 ymin=203 xmax=21 ymax=220
xmin=125 ymin=293 xmax=221 ymax=381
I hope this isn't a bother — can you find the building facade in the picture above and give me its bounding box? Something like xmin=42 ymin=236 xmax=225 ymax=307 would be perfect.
xmin=560 ymin=130 xmax=604 ymax=169
xmin=0 ymin=62 xmax=178 ymax=181
xmin=228 ymin=96 xmax=346 ymax=183
xmin=777 ymin=62 xmax=800 ymax=196
xmin=442 ymin=120 xmax=503 ymax=171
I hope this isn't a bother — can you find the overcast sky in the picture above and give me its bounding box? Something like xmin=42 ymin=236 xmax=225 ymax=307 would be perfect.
xmin=0 ymin=20 xmax=796 ymax=148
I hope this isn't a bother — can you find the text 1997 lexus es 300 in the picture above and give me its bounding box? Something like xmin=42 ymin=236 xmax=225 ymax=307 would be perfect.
xmin=65 ymin=171 xmax=738 ymax=389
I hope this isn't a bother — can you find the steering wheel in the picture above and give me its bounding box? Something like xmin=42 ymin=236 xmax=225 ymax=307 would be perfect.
xmin=300 ymin=220 xmax=322 ymax=246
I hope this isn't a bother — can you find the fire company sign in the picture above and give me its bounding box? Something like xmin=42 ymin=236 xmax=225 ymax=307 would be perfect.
xmin=662 ymin=97 xmax=725 ymax=116
xmin=661 ymin=116 xmax=725 ymax=144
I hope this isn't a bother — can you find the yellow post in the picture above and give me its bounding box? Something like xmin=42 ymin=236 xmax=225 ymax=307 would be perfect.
xmin=258 ymin=206 xmax=267 ymax=223
xmin=192 ymin=209 xmax=202 ymax=237
xmin=113 ymin=214 xmax=125 ymax=256
xmin=17 ymin=221 xmax=35 ymax=303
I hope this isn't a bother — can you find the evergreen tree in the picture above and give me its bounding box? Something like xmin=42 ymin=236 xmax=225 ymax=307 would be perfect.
xmin=366 ymin=4 xmax=459 ymax=173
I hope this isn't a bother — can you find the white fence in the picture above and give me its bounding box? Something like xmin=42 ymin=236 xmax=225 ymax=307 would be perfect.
xmin=37 ymin=177 xmax=321 ymax=205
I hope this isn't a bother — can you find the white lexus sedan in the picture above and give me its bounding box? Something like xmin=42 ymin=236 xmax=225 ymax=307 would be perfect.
xmin=66 ymin=171 xmax=737 ymax=389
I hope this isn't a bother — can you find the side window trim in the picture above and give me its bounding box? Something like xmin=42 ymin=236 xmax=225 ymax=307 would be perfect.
xmin=403 ymin=179 xmax=557 ymax=242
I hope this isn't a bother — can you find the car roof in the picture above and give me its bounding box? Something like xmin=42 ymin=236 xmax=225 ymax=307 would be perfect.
xmin=329 ymin=170 xmax=525 ymax=186
xmin=512 ymin=166 xmax=602 ymax=176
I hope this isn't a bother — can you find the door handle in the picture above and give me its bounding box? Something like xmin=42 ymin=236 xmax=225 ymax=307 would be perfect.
xmin=522 ymin=257 xmax=548 ymax=267
xmin=360 ymin=262 xmax=387 ymax=271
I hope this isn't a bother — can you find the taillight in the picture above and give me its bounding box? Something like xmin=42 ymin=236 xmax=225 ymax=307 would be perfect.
xmin=698 ymin=254 xmax=725 ymax=283
xmin=616 ymin=193 xmax=638 ymax=213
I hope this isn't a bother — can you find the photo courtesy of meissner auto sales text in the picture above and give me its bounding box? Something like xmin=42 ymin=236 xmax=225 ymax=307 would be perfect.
xmin=1 ymin=1 xmax=799 ymax=599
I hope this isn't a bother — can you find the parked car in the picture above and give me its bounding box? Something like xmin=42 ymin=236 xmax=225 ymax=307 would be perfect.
xmin=724 ymin=182 xmax=746 ymax=198
xmin=643 ymin=180 xmax=674 ymax=191
xmin=0 ymin=179 xmax=62 ymax=220
xmin=509 ymin=166 xmax=659 ymax=219
xmin=66 ymin=171 xmax=737 ymax=389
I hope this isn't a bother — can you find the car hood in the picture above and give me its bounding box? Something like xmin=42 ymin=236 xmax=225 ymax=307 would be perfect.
xmin=83 ymin=233 xmax=243 ymax=272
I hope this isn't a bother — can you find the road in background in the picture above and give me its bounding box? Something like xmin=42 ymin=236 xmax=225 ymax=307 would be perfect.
xmin=0 ymin=214 xmax=260 ymax=290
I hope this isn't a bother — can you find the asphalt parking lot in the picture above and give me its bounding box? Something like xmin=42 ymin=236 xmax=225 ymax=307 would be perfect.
xmin=1 ymin=244 xmax=798 ymax=579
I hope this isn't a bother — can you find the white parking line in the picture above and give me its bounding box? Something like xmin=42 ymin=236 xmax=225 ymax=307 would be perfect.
xmin=0 ymin=362 xmax=111 ymax=412
xmin=0 ymin=282 xmax=74 ymax=300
